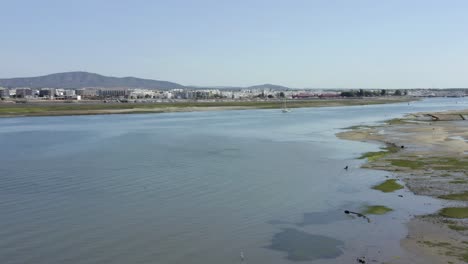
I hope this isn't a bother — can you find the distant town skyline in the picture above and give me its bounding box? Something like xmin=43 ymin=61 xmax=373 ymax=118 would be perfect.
xmin=2 ymin=0 xmax=468 ymax=88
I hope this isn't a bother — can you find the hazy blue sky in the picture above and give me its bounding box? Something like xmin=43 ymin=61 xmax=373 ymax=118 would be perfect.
xmin=1 ymin=0 xmax=468 ymax=88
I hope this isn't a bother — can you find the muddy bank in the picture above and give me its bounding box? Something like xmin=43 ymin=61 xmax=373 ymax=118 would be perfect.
xmin=338 ymin=109 xmax=468 ymax=264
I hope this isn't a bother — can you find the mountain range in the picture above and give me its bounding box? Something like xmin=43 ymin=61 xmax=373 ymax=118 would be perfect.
xmin=0 ymin=72 xmax=293 ymax=90
xmin=0 ymin=72 xmax=184 ymax=90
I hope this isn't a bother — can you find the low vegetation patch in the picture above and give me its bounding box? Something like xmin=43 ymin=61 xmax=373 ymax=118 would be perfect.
xmin=439 ymin=207 xmax=468 ymax=219
xmin=438 ymin=191 xmax=468 ymax=201
xmin=372 ymin=179 xmax=404 ymax=193
xmin=449 ymin=180 xmax=468 ymax=184
xmin=361 ymin=205 xmax=393 ymax=215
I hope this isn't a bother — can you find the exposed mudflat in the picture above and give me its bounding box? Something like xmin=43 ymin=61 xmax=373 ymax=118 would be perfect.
xmin=338 ymin=109 xmax=468 ymax=264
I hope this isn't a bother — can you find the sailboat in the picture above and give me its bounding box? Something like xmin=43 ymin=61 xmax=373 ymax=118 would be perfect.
xmin=281 ymin=98 xmax=291 ymax=113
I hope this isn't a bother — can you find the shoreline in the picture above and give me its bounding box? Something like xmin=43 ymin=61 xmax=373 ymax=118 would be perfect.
xmin=337 ymin=109 xmax=468 ymax=263
xmin=0 ymin=97 xmax=414 ymax=118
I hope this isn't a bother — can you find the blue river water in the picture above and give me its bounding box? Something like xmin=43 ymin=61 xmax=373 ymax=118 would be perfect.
xmin=0 ymin=98 xmax=466 ymax=264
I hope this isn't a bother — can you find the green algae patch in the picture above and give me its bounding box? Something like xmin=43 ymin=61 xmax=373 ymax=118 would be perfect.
xmin=439 ymin=191 xmax=468 ymax=201
xmin=446 ymin=250 xmax=468 ymax=263
xmin=359 ymin=151 xmax=388 ymax=162
xmin=430 ymin=158 xmax=468 ymax=171
xmin=448 ymin=225 xmax=468 ymax=231
xmin=362 ymin=205 xmax=393 ymax=215
xmin=390 ymin=159 xmax=425 ymax=169
xmin=389 ymin=157 xmax=468 ymax=171
xmin=372 ymin=179 xmax=404 ymax=193
xmin=463 ymin=253 xmax=468 ymax=263
xmin=359 ymin=144 xmax=399 ymax=162
xmin=439 ymin=207 xmax=468 ymax=219
xmin=450 ymin=180 xmax=468 ymax=184
xmin=268 ymin=228 xmax=344 ymax=261
xmin=421 ymin=241 xmax=451 ymax=247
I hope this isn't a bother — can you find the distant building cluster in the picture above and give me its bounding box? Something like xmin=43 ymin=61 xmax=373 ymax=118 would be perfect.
xmin=0 ymin=87 xmax=341 ymax=101
xmin=0 ymin=86 xmax=466 ymax=102
xmin=405 ymin=89 xmax=467 ymax=97
xmin=0 ymin=87 xmax=82 ymax=100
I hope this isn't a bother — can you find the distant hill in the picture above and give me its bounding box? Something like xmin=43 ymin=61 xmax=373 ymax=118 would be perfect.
xmin=247 ymin=83 xmax=292 ymax=90
xmin=0 ymin=72 xmax=184 ymax=89
xmin=0 ymin=72 xmax=297 ymax=91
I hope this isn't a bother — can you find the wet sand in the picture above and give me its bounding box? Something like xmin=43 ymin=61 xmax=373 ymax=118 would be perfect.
xmin=338 ymin=110 xmax=468 ymax=264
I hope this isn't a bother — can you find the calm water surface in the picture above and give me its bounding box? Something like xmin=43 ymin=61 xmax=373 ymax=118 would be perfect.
xmin=0 ymin=98 xmax=467 ymax=264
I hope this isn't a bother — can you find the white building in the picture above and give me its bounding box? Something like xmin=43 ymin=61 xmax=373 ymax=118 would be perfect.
xmin=64 ymin=90 xmax=76 ymax=96
xmin=0 ymin=88 xmax=9 ymax=98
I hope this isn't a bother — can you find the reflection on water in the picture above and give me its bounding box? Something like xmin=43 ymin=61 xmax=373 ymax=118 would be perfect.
xmin=267 ymin=228 xmax=344 ymax=261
